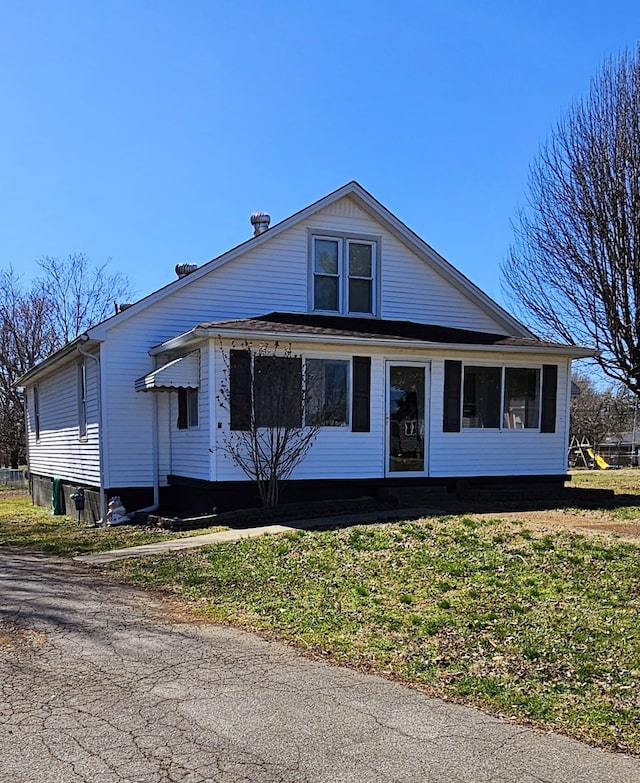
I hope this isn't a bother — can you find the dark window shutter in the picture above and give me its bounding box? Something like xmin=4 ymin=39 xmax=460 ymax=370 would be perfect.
xmin=286 ymin=357 xmax=303 ymax=428
xmin=541 ymin=364 xmax=557 ymax=433
xmin=352 ymin=356 xmax=371 ymax=432
xmin=230 ymin=349 xmax=252 ymax=431
xmin=177 ymin=387 xmax=187 ymax=430
xmin=254 ymin=356 xmax=302 ymax=428
xmin=443 ymin=360 xmax=462 ymax=432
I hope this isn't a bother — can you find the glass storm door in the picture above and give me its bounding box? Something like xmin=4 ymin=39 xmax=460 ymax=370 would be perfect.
xmin=387 ymin=363 xmax=428 ymax=475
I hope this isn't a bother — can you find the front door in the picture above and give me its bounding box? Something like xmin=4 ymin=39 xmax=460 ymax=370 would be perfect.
xmin=386 ymin=363 xmax=429 ymax=475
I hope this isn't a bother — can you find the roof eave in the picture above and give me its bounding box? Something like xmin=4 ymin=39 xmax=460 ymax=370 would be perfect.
xmin=16 ymin=335 xmax=102 ymax=387
xmin=150 ymin=326 xmax=595 ymax=359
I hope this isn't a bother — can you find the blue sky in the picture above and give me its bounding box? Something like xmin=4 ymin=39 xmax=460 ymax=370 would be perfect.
xmin=2 ymin=1 xmax=639 ymax=310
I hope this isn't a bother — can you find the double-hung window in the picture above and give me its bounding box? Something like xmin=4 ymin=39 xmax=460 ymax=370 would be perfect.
xmin=444 ymin=361 xmax=556 ymax=434
xmin=311 ymin=233 xmax=378 ymax=315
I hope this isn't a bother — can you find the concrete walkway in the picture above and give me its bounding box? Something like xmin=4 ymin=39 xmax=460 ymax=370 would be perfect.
xmin=74 ymin=506 xmax=437 ymax=565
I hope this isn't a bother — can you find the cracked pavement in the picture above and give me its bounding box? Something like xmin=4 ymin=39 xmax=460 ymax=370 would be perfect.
xmin=1 ymin=549 xmax=638 ymax=782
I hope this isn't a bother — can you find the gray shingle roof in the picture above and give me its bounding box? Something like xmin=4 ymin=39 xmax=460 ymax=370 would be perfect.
xmin=196 ymin=312 xmax=571 ymax=349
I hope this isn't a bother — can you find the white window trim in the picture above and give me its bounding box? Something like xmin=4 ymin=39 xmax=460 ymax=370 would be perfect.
xmin=461 ymin=362 xmax=543 ymax=432
xmin=307 ymin=230 xmax=381 ymax=317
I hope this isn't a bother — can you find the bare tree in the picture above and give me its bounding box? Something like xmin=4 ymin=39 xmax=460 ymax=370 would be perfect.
xmin=216 ymin=342 xmax=322 ymax=507
xmin=0 ymin=269 xmax=58 ymax=466
xmin=502 ymin=46 xmax=640 ymax=396
xmin=36 ymin=253 xmax=130 ymax=343
xmin=570 ymin=375 xmax=633 ymax=447
xmin=0 ymin=257 xmax=133 ymax=466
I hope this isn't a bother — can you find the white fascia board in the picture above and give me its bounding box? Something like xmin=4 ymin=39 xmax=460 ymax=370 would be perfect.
xmin=150 ymin=326 xmax=595 ymax=359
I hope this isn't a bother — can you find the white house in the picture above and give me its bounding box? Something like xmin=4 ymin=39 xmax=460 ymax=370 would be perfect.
xmin=19 ymin=182 xmax=593 ymax=522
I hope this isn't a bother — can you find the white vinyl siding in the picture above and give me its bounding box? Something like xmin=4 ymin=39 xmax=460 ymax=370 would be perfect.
xmin=26 ymin=357 xmax=101 ymax=485
xmin=78 ymin=362 xmax=88 ymax=438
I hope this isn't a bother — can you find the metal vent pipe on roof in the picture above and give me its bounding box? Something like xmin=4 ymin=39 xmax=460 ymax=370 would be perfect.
xmin=250 ymin=211 xmax=271 ymax=236
xmin=175 ymin=262 xmax=198 ymax=278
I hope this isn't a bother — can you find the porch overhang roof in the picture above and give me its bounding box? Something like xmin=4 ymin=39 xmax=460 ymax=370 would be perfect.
xmin=135 ymin=351 xmax=200 ymax=392
xmin=149 ymin=313 xmax=596 ymax=359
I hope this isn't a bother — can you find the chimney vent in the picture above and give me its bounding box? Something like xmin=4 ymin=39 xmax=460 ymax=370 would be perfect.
xmin=175 ymin=262 xmax=198 ymax=279
xmin=250 ymin=211 xmax=271 ymax=236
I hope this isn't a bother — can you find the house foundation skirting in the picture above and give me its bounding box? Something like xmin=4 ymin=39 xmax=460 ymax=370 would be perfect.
xmin=29 ymin=473 xmax=155 ymax=525
xmin=29 ymin=472 xmax=570 ymax=522
xmin=163 ymin=474 xmax=570 ymax=515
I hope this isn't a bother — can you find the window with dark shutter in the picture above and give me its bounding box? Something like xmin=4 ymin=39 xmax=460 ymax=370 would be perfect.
xmin=352 ymin=356 xmax=371 ymax=432
xmin=230 ymin=349 xmax=252 ymax=430
xmin=443 ymin=360 xmax=462 ymax=432
xmin=541 ymin=364 xmax=558 ymax=433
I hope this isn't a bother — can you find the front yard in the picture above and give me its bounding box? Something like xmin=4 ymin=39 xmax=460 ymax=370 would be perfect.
xmin=2 ymin=471 xmax=640 ymax=754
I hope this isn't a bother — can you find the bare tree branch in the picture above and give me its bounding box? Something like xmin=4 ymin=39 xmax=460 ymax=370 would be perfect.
xmin=216 ymin=341 xmax=321 ymax=507
xmin=502 ymin=46 xmax=640 ymax=395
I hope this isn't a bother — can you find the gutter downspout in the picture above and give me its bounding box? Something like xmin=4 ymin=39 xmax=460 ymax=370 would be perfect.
xmin=77 ymin=338 xmax=106 ymax=524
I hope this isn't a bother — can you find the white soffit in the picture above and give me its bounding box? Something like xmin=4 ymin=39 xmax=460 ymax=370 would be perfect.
xmin=135 ymin=351 xmax=200 ymax=392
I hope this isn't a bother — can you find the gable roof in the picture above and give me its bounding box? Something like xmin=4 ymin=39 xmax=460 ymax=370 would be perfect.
xmin=150 ymin=312 xmax=595 ymax=358
xmin=88 ymin=181 xmax=534 ymax=340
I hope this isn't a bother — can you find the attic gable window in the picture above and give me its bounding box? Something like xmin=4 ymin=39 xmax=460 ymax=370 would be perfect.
xmin=310 ymin=233 xmax=379 ymax=316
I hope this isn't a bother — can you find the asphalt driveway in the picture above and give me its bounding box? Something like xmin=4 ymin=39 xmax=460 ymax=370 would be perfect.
xmin=1 ymin=549 xmax=638 ymax=783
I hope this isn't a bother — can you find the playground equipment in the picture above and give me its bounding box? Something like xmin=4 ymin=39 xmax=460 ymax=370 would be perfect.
xmin=568 ymin=437 xmax=610 ymax=469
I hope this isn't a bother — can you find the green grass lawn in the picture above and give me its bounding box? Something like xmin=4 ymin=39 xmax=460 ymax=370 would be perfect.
xmin=0 ymin=491 xmax=224 ymax=556
xmin=569 ymin=466 xmax=640 ymax=495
